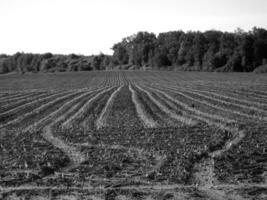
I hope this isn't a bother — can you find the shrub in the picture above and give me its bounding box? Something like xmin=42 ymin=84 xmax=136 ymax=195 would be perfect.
xmin=253 ymin=64 xmax=267 ymax=73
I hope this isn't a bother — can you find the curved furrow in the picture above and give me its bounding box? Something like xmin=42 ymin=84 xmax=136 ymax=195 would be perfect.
xmin=0 ymin=92 xmax=41 ymax=104
xmin=129 ymin=84 xmax=158 ymax=128
xmin=0 ymin=92 xmax=51 ymax=111
xmin=54 ymin=87 xmax=110 ymax=129
xmin=22 ymin=87 xmax=110 ymax=133
xmin=62 ymin=86 xmax=116 ymax=129
xmin=0 ymin=87 xmax=109 ymax=118
xmin=96 ymin=85 xmax=123 ymax=129
xmin=21 ymin=89 xmax=116 ymax=169
xmin=0 ymin=90 xmax=72 ymax=124
xmin=191 ymin=81 xmax=264 ymax=98
xmin=216 ymin=84 xmax=267 ymax=97
xmin=182 ymin=88 xmax=267 ymax=117
xmin=0 ymin=92 xmax=8 ymax=98
xmin=176 ymin=84 xmax=267 ymax=110
xmin=142 ymin=85 xmax=206 ymax=125
xmin=17 ymin=94 xmax=100 ymax=169
xmin=150 ymin=84 xmax=267 ymax=122
xmin=94 ymin=85 xmax=144 ymax=129
xmin=47 ymin=90 xmax=107 ymax=128
xmin=195 ymin=83 xmax=267 ymax=100
xmin=121 ymin=71 xmax=129 ymax=85
xmin=196 ymin=86 xmax=267 ymax=107
xmin=0 ymin=93 xmax=29 ymax=101
xmin=50 ymin=102 xmax=82 ymax=126
xmin=0 ymin=92 xmax=67 ymax=116
xmin=143 ymin=85 xmax=247 ymax=189
xmin=0 ymin=88 xmax=72 ymax=105
xmin=148 ymin=84 xmax=236 ymax=124
xmin=76 ymin=88 xmax=120 ymax=130
xmin=157 ymin=84 xmax=267 ymax=118
xmin=132 ymin=85 xmax=177 ymax=127
xmin=136 ymin=85 xmax=198 ymax=126
xmin=0 ymin=90 xmax=86 ymax=129
xmin=145 ymin=85 xmax=236 ymax=126
xmin=42 ymin=126 xmax=85 ymax=166
xmin=248 ymin=88 xmax=267 ymax=96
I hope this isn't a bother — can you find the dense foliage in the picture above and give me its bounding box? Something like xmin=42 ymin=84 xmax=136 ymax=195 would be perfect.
xmin=1 ymin=27 xmax=267 ymax=74
xmin=0 ymin=53 xmax=113 ymax=74
xmin=112 ymin=27 xmax=267 ymax=72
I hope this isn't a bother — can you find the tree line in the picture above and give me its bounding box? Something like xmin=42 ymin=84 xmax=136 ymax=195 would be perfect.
xmin=112 ymin=27 xmax=267 ymax=72
xmin=0 ymin=53 xmax=113 ymax=74
xmin=1 ymin=27 xmax=267 ymax=74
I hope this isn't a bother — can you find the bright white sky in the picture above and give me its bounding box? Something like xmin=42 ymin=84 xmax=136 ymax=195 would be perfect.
xmin=0 ymin=0 xmax=267 ymax=55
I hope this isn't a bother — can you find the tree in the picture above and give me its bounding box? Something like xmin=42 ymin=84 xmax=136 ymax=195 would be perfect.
xmin=176 ymin=32 xmax=195 ymax=66
xmin=253 ymin=27 xmax=267 ymax=66
xmin=191 ymin=32 xmax=206 ymax=67
xmin=112 ymin=40 xmax=129 ymax=65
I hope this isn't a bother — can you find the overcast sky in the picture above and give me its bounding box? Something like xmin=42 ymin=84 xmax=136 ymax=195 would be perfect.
xmin=0 ymin=0 xmax=267 ymax=55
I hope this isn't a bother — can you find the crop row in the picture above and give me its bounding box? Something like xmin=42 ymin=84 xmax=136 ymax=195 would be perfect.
xmin=1 ymin=71 xmax=266 ymax=190
xmin=146 ymin=84 xmax=267 ymax=123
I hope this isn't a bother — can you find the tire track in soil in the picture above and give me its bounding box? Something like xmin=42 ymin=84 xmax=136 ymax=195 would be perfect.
xmin=34 ymin=86 xmax=165 ymax=185
xmin=37 ymin=87 xmax=118 ymax=174
xmin=41 ymin=85 xmax=167 ymax=185
xmin=139 ymin=84 xmax=249 ymax=199
xmin=18 ymin=87 xmax=115 ymax=177
xmin=193 ymin=128 xmax=246 ymax=185
xmin=42 ymin=126 xmax=85 ymax=170
xmin=0 ymin=72 xmax=264 ymax=200
xmin=191 ymin=128 xmax=247 ymax=200
xmin=71 ymin=142 xmax=166 ymax=183
xmin=1 ymin=183 xmax=267 ymax=193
